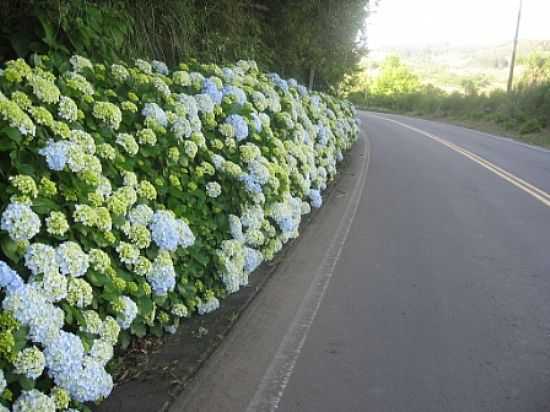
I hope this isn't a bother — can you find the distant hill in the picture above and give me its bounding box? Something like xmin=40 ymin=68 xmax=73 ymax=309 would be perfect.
xmin=366 ymin=40 xmax=550 ymax=92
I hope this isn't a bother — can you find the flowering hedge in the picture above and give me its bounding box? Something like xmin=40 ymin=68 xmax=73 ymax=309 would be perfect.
xmin=0 ymin=54 xmax=358 ymax=411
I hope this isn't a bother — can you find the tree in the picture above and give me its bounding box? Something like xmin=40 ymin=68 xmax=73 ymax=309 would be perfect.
xmin=260 ymin=0 xmax=370 ymax=89
xmin=371 ymin=55 xmax=421 ymax=96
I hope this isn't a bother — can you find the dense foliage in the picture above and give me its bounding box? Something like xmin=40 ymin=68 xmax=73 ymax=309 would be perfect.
xmin=1 ymin=0 xmax=370 ymax=90
xmin=349 ymin=55 xmax=550 ymax=143
xmin=0 ymin=54 xmax=358 ymax=410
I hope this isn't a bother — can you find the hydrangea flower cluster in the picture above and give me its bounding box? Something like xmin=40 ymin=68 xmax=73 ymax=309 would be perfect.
xmin=0 ymin=54 xmax=357 ymax=410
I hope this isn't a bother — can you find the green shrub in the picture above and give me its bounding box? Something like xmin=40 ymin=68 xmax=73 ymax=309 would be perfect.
xmin=0 ymin=54 xmax=358 ymax=411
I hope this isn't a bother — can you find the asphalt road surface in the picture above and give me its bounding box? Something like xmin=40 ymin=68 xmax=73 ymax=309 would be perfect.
xmin=171 ymin=112 xmax=550 ymax=412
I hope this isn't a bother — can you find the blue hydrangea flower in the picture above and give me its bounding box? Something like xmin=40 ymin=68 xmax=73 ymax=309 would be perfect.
xmin=13 ymin=389 xmax=56 ymax=412
xmin=149 ymin=211 xmax=180 ymax=251
xmin=3 ymin=284 xmax=63 ymax=344
xmin=309 ymin=189 xmax=322 ymax=208
xmin=194 ymin=93 xmax=215 ymax=113
xmin=228 ymin=215 xmax=244 ymax=241
xmin=225 ymin=114 xmax=248 ymax=141
xmin=222 ymin=68 xmax=235 ymax=82
xmin=268 ymin=73 xmax=289 ymax=92
xmin=0 ymin=261 xmax=24 ymax=293
xmin=278 ymin=216 xmax=295 ymax=233
xmin=39 ymin=140 xmax=71 ymax=171
xmin=116 ymin=296 xmax=138 ymax=330
xmin=222 ymin=85 xmax=247 ymax=105
xmin=317 ymin=124 xmax=329 ymax=146
xmin=44 ymin=331 xmax=85 ymax=379
xmin=244 ymin=247 xmax=263 ymax=273
xmin=251 ymin=113 xmax=262 ymax=133
xmin=172 ymin=117 xmax=192 ymax=141
xmin=151 ymin=60 xmax=169 ymax=75
xmin=211 ymin=154 xmax=225 ymax=170
xmin=240 ymin=174 xmax=262 ymax=194
xmin=202 ymin=78 xmax=223 ymax=105
xmin=57 ymin=358 xmax=113 ymax=403
xmin=197 ymin=296 xmax=220 ymax=315
xmin=142 ymin=103 xmax=168 ymax=127
xmin=177 ymin=94 xmax=199 ymax=117
xmin=297 ymin=85 xmax=308 ymax=96
xmin=146 ymin=252 xmax=176 ymax=295
xmin=248 ymin=160 xmax=270 ymax=185
xmin=149 ymin=211 xmax=194 ymax=251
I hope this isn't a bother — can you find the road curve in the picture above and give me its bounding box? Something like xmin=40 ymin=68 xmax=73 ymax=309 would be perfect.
xmin=171 ymin=112 xmax=550 ymax=412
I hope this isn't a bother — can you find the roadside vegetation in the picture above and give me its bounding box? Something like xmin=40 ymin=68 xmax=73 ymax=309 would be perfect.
xmin=347 ymin=43 xmax=550 ymax=147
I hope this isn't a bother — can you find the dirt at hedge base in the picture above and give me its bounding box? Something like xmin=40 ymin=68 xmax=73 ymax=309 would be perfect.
xmin=94 ymin=154 xmax=353 ymax=412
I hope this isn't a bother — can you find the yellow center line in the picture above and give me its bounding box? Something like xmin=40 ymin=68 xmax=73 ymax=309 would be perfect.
xmin=371 ymin=114 xmax=550 ymax=208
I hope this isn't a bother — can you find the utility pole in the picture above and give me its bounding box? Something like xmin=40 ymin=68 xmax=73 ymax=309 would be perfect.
xmin=507 ymin=0 xmax=523 ymax=93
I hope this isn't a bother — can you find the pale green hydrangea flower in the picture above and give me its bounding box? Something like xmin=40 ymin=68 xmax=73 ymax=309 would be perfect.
xmin=136 ymin=128 xmax=157 ymax=145
xmin=205 ymin=182 xmax=221 ymax=198
xmin=0 ymin=98 xmax=36 ymax=135
xmin=96 ymin=143 xmax=117 ymax=160
xmin=11 ymin=91 xmax=32 ymax=110
xmin=121 ymin=101 xmax=138 ymax=112
xmin=116 ymin=241 xmax=140 ymax=266
xmin=115 ymin=133 xmax=139 ymax=155
xmin=111 ymin=64 xmax=130 ymax=82
xmin=65 ymin=71 xmax=95 ymax=96
xmin=29 ymin=74 xmax=60 ymax=104
xmin=99 ymin=316 xmax=120 ymax=346
xmin=81 ymin=310 xmax=103 ymax=334
xmin=92 ymin=101 xmax=122 ymax=129
xmin=10 ymin=175 xmax=38 ymax=199
xmin=70 ymin=55 xmax=94 ymax=72
xmin=128 ymin=224 xmax=151 ymax=249
xmin=66 ymin=277 xmax=93 ymax=308
xmin=171 ymin=303 xmax=189 ymax=318
xmin=14 ymin=346 xmax=45 ymax=379
xmin=137 ymin=180 xmax=157 ymax=201
xmin=183 ymin=140 xmax=198 ymax=159
xmin=50 ymin=387 xmax=70 ymax=410
xmin=57 ymin=96 xmax=78 ymax=122
xmin=45 ymin=211 xmax=69 ymax=236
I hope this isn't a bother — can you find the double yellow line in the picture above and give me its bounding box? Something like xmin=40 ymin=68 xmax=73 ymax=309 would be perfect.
xmin=372 ymin=115 xmax=550 ymax=208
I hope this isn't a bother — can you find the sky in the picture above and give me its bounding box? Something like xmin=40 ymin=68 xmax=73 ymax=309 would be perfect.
xmin=366 ymin=0 xmax=550 ymax=49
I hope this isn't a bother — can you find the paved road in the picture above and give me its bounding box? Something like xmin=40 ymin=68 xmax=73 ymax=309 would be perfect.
xmin=171 ymin=112 xmax=550 ymax=412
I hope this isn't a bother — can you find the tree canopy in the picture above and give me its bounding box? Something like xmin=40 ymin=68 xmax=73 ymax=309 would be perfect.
xmin=0 ymin=0 xmax=370 ymax=90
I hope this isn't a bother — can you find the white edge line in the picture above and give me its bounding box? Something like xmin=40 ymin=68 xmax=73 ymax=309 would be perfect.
xmin=369 ymin=113 xmax=550 ymax=208
xmin=245 ymin=121 xmax=372 ymax=412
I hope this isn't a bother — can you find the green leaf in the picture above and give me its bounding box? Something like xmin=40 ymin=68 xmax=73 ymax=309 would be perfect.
xmin=1 ymin=128 xmax=22 ymax=145
xmin=150 ymin=325 xmax=163 ymax=337
xmin=18 ymin=375 xmax=35 ymax=391
xmin=1 ymin=237 xmax=21 ymax=263
xmin=119 ymin=330 xmax=132 ymax=350
xmin=32 ymin=198 xmax=61 ymax=214
xmin=130 ymin=320 xmax=146 ymax=338
xmin=136 ymin=297 xmax=154 ymax=316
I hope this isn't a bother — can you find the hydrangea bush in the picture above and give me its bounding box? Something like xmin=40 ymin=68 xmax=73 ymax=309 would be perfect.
xmin=0 ymin=54 xmax=358 ymax=410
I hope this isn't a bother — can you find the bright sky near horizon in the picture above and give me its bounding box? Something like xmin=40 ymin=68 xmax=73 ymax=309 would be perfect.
xmin=367 ymin=0 xmax=550 ymax=49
